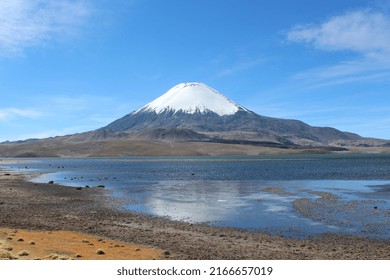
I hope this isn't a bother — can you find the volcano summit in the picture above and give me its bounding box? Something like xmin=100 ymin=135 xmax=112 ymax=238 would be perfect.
xmin=136 ymin=82 xmax=246 ymax=116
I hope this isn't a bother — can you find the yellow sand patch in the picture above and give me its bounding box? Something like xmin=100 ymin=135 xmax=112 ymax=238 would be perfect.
xmin=0 ymin=228 xmax=163 ymax=260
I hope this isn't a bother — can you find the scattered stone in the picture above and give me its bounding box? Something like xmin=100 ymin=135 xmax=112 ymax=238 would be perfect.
xmin=48 ymin=181 xmax=54 ymax=184
xmin=82 ymin=239 xmax=90 ymax=244
xmin=2 ymin=244 xmax=13 ymax=251
xmin=29 ymin=241 xmax=36 ymax=245
xmin=96 ymin=249 xmax=105 ymax=255
xmin=135 ymin=248 xmax=141 ymax=252
xmin=75 ymin=254 xmax=82 ymax=258
xmin=0 ymin=251 xmax=18 ymax=260
xmin=163 ymin=251 xmax=170 ymax=256
xmin=48 ymin=253 xmax=59 ymax=260
xmin=97 ymin=185 xmax=105 ymax=188
xmin=17 ymin=237 xmax=24 ymax=242
xmin=4 ymin=173 xmax=11 ymax=176
xmin=18 ymin=250 xmax=29 ymax=256
xmin=76 ymin=187 xmax=82 ymax=190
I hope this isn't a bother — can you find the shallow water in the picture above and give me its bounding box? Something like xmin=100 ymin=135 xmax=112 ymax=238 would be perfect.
xmin=2 ymin=154 xmax=390 ymax=239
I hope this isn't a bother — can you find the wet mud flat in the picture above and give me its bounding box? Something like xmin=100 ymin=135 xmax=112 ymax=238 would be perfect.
xmin=293 ymin=189 xmax=390 ymax=237
xmin=1 ymin=170 xmax=390 ymax=260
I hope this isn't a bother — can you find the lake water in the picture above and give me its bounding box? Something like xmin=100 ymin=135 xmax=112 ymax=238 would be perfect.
xmin=2 ymin=154 xmax=390 ymax=239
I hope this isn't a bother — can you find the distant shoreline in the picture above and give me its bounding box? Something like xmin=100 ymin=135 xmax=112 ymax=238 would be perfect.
xmin=1 ymin=138 xmax=389 ymax=158
xmin=1 ymin=167 xmax=390 ymax=259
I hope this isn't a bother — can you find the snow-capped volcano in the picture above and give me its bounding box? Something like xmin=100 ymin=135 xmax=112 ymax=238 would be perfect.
xmin=103 ymin=82 xmax=362 ymax=145
xmin=136 ymin=82 xmax=247 ymax=116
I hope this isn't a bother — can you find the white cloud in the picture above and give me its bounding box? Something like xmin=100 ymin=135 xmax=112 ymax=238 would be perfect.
xmin=287 ymin=9 xmax=390 ymax=55
xmin=0 ymin=107 xmax=43 ymax=121
xmin=286 ymin=9 xmax=390 ymax=89
xmin=0 ymin=0 xmax=92 ymax=56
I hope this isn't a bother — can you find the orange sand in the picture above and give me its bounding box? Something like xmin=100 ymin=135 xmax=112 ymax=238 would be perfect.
xmin=0 ymin=228 xmax=163 ymax=260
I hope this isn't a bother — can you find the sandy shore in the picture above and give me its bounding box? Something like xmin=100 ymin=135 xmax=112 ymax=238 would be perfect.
xmin=0 ymin=227 xmax=163 ymax=260
xmin=1 ymin=169 xmax=390 ymax=260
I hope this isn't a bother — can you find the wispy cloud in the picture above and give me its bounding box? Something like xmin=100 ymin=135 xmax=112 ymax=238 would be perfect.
xmin=287 ymin=9 xmax=390 ymax=54
xmin=0 ymin=107 xmax=43 ymax=121
xmin=286 ymin=9 xmax=390 ymax=88
xmin=0 ymin=0 xmax=92 ymax=56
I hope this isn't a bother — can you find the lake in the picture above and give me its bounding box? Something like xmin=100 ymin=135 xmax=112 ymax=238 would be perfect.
xmin=2 ymin=153 xmax=390 ymax=239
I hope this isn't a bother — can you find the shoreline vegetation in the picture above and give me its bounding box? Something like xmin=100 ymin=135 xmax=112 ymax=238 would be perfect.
xmin=1 ymin=167 xmax=390 ymax=260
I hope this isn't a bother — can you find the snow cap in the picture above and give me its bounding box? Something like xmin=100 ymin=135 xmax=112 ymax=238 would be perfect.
xmin=138 ymin=82 xmax=244 ymax=116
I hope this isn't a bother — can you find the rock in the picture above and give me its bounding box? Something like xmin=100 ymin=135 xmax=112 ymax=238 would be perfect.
xmin=18 ymin=250 xmax=29 ymax=256
xmin=48 ymin=181 xmax=54 ymax=184
xmin=4 ymin=173 xmax=11 ymax=176
xmin=2 ymin=244 xmax=13 ymax=251
xmin=97 ymin=185 xmax=105 ymax=188
xmin=96 ymin=249 xmax=105 ymax=255
xmin=76 ymin=187 xmax=82 ymax=190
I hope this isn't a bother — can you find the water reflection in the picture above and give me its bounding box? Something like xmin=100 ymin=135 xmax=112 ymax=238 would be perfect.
xmin=3 ymin=156 xmax=390 ymax=238
xmin=142 ymin=181 xmax=248 ymax=223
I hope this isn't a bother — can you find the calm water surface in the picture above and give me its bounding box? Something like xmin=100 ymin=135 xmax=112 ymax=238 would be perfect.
xmin=3 ymin=154 xmax=390 ymax=239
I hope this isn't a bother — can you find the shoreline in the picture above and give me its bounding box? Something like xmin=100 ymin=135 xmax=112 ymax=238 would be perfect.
xmin=1 ymin=169 xmax=390 ymax=259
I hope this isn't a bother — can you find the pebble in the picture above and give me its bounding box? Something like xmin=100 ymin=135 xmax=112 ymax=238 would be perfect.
xmin=18 ymin=250 xmax=29 ymax=256
xmin=96 ymin=249 xmax=105 ymax=255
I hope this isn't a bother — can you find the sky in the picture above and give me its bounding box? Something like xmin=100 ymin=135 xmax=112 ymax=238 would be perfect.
xmin=0 ymin=0 xmax=389 ymax=142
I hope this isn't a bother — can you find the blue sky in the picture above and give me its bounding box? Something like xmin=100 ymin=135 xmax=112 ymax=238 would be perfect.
xmin=0 ymin=0 xmax=389 ymax=142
